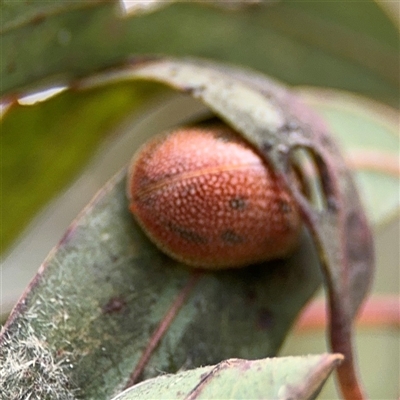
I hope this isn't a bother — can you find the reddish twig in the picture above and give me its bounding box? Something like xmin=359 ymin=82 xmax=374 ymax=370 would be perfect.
xmin=295 ymin=295 xmax=400 ymax=332
xmin=346 ymin=150 xmax=400 ymax=177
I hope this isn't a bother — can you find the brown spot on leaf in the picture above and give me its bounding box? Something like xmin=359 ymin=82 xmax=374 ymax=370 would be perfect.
xmin=278 ymin=198 xmax=292 ymax=214
xmin=257 ymin=308 xmax=274 ymax=330
xmin=246 ymin=288 xmax=257 ymax=303
xmin=262 ymin=141 xmax=273 ymax=152
xmin=102 ymin=297 xmax=127 ymax=314
xmin=326 ymin=195 xmax=339 ymax=212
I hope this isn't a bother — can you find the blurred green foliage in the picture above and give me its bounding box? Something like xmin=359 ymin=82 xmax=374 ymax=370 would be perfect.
xmin=2 ymin=1 xmax=398 ymax=106
xmin=1 ymin=82 xmax=162 ymax=251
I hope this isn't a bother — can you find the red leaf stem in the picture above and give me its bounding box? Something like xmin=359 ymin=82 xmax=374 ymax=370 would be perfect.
xmin=296 ymin=295 xmax=400 ymax=332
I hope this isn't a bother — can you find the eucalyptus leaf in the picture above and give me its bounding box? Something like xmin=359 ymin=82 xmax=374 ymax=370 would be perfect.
xmin=298 ymin=88 xmax=400 ymax=227
xmin=82 ymin=57 xmax=373 ymax=399
xmin=1 ymin=0 xmax=106 ymax=31
xmin=0 ymin=170 xmax=322 ymax=399
xmin=1 ymin=0 xmax=398 ymax=106
xmin=113 ymin=354 xmax=343 ymax=400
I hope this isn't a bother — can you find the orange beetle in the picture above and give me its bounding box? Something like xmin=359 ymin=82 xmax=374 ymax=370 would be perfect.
xmin=127 ymin=125 xmax=301 ymax=269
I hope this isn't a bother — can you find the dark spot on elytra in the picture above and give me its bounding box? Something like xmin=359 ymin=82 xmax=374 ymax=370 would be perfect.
xmin=257 ymin=308 xmax=274 ymax=330
xmin=168 ymin=223 xmax=208 ymax=244
xmin=221 ymin=229 xmax=244 ymax=244
xmin=283 ymin=219 xmax=295 ymax=234
xmin=278 ymin=198 xmax=292 ymax=214
xmin=229 ymin=196 xmax=247 ymax=210
xmin=102 ymin=297 xmax=127 ymax=314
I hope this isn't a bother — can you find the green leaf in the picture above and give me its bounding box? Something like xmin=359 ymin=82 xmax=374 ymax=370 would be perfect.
xmin=0 ymin=170 xmax=322 ymax=399
xmin=2 ymin=1 xmax=398 ymax=106
xmin=1 ymin=81 xmax=164 ymax=252
xmin=298 ymin=88 xmax=400 ymax=227
xmin=104 ymin=57 xmax=373 ymax=398
xmin=114 ymin=354 xmax=343 ymax=400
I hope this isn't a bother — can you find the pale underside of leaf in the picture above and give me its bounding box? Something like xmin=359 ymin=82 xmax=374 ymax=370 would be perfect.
xmin=113 ymin=354 xmax=344 ymax=400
